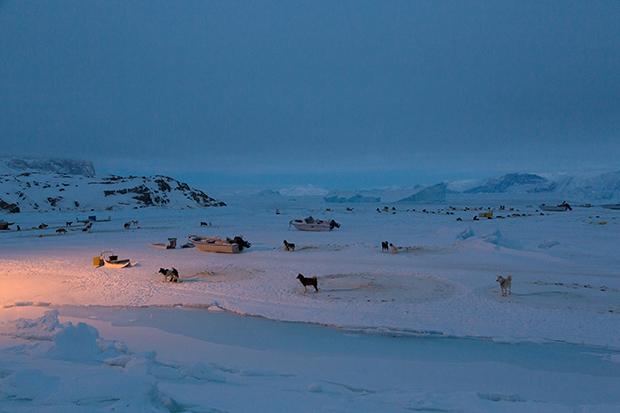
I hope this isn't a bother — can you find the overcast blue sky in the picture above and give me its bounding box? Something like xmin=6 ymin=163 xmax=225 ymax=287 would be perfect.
xmin=1 ymin=1 xmax=619 ymax=187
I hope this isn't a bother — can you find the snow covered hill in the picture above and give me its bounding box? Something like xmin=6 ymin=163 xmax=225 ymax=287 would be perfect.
xmin=0 ymin=172 xmax=225 ymax=213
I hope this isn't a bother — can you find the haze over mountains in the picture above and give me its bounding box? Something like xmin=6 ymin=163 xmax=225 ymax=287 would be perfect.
xmin=234 ymin=170 xmax=620 ymax=204
xmin=1 ymin=158 xmax=619 ymax=213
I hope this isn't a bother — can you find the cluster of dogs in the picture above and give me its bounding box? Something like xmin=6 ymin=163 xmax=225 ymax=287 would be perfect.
xmin=380 ymin=241 xmax=399 ymax=253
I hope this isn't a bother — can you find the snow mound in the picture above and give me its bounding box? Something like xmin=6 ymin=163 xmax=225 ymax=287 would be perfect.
xmin=47 ymin=322 xmax=101 ymax=361
xmin=9 ymin=310 xmax=130 ymax=364
xmin=456 ymin=227 xmax=476 ymax=241
xmin=12 ymin=310 xmax=63 ymax=340
xmin=482 ymin=230 xmax=522 ymax=250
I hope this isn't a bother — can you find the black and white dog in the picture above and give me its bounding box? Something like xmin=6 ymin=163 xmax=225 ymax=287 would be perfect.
xmin=283 ymin=240 xmax=296 ymax=252
xmin=296 ymin=273 xmax=318 ymax=293
xmin=381 ymin=241 xmax=389 ymax=252
xmin=159 ymin=268 xmax=180 ymax=283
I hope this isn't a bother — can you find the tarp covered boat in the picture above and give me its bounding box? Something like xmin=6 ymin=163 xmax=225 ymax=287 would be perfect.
xmin=189 ymin=236 xmax=240 ymax=254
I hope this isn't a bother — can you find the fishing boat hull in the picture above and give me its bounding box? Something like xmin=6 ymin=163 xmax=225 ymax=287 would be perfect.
xmin=104 ymin=259 xmax=131 ymax=269
xmin=191 ymin=237 xmax=240 ymax=253
xmin=290 ymin=222 xmax=334 ymax=232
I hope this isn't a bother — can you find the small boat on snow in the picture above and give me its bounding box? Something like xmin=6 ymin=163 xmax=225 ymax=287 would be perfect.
xmin=104 ymin=257 xmax=131 ymax=268
xmin=189 ymin=236 xmax=240 ymax=254
xmin=289 ymin=217 xmax=341 ymax=232
xmin=93 ymin=253 xmax=132 ymax=268
xmin=602 ymin=204 xmax=620 ymax=210
xmin=540 ymin=202 xmax=572 ymax=212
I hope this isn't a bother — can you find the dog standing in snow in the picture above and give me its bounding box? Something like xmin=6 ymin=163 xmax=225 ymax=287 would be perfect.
xmin=296 ymin=273 xmax=318 ymax=293
xmin=159 ymin=268 xmax=180 ymax=283
xmin=496 ymin=275 xmax=512 ymax=296
xmin=283 ymin=240 xmax=296 ymax=252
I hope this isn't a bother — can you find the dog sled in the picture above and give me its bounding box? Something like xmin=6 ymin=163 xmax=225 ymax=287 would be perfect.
xmin=540 ymin=202 xmax=572 ymax=212
xmin=602 ymin=204 xmax=620 ymax=210
xmin=289 ymin=216 xmax=341 ymax=232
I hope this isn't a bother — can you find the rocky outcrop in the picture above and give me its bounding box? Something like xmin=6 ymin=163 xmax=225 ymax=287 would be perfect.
xmin=0 ymin=198 xmax=20 ymax=213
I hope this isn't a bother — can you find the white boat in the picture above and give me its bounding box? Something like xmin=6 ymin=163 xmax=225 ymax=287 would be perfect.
xmin=104 ymin=258 xmax=131 ymax=269
xmin=93 ymin=252 xmax=132 ymax=268
xmin=289 ymin=217 xmax=341 ymax=232
xmin=602 ymin=204 xmax=620 ymax=210
xmin=190 ymin=236 xmax=240 ymax=254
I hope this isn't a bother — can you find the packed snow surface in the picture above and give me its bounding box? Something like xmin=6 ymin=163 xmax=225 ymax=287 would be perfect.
xmin=1 ymin=194 xmax=620 ymax=411
xmin=1 ymin=197 xmax=619 ymax=347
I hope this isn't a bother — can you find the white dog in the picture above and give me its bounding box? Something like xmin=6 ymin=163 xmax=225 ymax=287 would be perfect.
xmin=496 ymin=275 xmax=512 ymax=296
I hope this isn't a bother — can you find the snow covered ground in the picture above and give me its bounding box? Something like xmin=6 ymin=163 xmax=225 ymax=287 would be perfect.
xmin=1 ymin=305 xmax=619 ymax=412
xmin=1 ymin=195 xmax=620 ymax=411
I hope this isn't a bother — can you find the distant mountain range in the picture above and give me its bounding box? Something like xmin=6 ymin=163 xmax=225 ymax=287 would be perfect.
xmin=324 ymin=194 xmax=381 ymax=203
xmin=397 ymin=172 xmax=620 ymax=203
